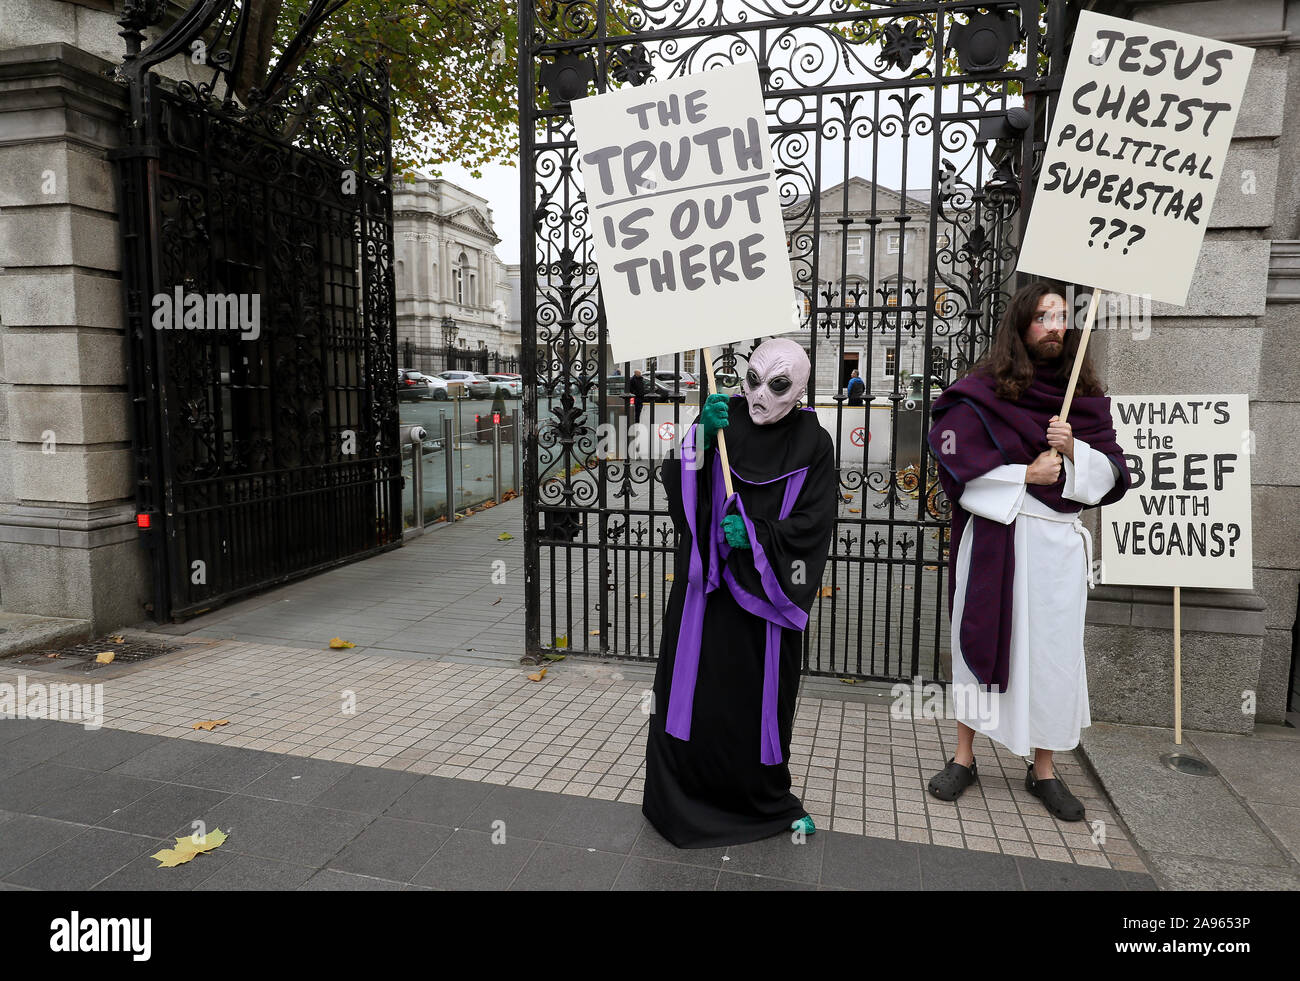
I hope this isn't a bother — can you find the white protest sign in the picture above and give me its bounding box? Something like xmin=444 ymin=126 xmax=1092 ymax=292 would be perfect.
xmin=1102 ymin=394 xmax=1252 ymax=589
xmin=570 ymin=59 xmax=794 ymax=363
xmin=1017 ymin=10 xmax=1253 ymax=304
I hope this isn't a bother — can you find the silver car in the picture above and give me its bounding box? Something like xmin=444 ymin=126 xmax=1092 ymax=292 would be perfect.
xmin=438 ymin=370 xmax=493 ymax=398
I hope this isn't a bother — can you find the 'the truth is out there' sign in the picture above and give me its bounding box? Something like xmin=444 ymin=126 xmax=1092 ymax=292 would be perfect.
xmin=571 ymin=60 xmax=794 ymax=363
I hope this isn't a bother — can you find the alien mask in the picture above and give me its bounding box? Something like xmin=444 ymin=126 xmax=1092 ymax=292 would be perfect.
xmin=741 ymin=337 xmax=811 ymax=425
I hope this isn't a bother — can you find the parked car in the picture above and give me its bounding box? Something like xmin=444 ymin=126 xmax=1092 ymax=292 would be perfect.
xmin=483 ymin=374 xmax=522 ymax=398
xmin=419 ymin=374 xmax=450 ymax=401
xmin=652 ymin=370 xmax=698 ymax=395
xmin=438 ymin=370 xmax=494 ymax=398
xmin=397 ymin=368 xmax=433 ymax=402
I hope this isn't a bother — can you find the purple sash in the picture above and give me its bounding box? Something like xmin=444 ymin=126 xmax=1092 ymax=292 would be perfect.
xmin=665 ymin=422 xmax=809 ymax=765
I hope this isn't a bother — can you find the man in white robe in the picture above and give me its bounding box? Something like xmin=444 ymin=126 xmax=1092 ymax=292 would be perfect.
xmin=925 ymin=284 xmax=1132 ymax=821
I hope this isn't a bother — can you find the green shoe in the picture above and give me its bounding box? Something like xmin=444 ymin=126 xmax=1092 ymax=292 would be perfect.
xmin=790 ymin=815 xmax=816 ymax=835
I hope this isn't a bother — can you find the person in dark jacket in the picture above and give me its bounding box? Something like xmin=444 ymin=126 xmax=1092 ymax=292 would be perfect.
xmin=846 ymin=369 xmax=866 ymax=406
xmin=628 ymin=369 xmax=649 ymax=423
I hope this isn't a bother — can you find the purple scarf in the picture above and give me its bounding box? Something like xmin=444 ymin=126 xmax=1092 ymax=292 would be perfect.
xmin=664 ymin=420 xmax=808 ymax=765
xmin=927 ymin=363 xmax=1131 ymax=692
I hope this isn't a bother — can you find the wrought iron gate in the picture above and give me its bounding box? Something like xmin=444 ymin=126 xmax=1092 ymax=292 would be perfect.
xmin=520 ymin=0 xmax=1068 ymax=680
xmin=113 ymin=2 xmax=402 ymax=620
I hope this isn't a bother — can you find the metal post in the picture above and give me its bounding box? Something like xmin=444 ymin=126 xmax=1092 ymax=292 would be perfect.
xmin=493 ymin=413 xmax=502 ymax=503
xmin=410 ymin=439 xmax=424 ymax=530
xmin=511 ymin=407 xmax=521 ymax=494
xmin=443 ymin=416 xmax=455 ymax=523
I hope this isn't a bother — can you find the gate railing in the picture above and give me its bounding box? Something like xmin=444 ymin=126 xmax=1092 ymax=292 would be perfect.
xmin=112 ymin=1 xmax=402 ymax=619
xmin=519 ymin=0 xmax=1068 ymax=680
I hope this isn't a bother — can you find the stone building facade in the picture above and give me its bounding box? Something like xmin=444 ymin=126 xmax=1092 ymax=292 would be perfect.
xmin=782 ymin=177 xmax=939 ymax=400
xmin=392 ymin=176 xmax=518 ymax=367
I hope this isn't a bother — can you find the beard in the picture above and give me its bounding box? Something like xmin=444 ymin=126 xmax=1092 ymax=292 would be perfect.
xmin=1030 ymin=338 xmax=1064 ymax=362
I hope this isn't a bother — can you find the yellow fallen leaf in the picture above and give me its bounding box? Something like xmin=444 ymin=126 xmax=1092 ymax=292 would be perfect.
xmin=848 ymin=508 xmax=861 ymax=514
xmin=153 ymin=828 xmax=228 ymax=867
xmin=818 ymin=586 xmax=833 ymax=598
xmin=664 ymin=574 xmax=674 ymax=582
xmin=94 ymin=652 xmax=115 ymax=664
xmin=328 ymin=638 xmax=356 ymax=649
xmin=152 ymin=847 xmax=196 ymax=868
xmin=553 ymin=635 xmax=568 ymax=649
xmin=589 ymin=629 xmax=600 ymax=635
xmin=175 ymin=828 xmax=228 ymax=854
xmin=637 ymin=592 xmax=647 ymax=599
xmin=498 ymin=532 xmax=514 ymax=540
xmin=542 ymin=652 xmax=566 ymax=661
xmin=109 ymin=635 xmax=125 ymax=643
xmin=527 ymin=667 xmax=548 ymax=682
xmin=840 ymin=678 xmax=858 ymax=685
xmin=191 ymin=719 xmax=230 ymax=731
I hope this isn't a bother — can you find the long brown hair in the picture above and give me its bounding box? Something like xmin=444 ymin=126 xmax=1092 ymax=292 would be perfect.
xmin=961 ymin=281 xmax=1105 ymax=401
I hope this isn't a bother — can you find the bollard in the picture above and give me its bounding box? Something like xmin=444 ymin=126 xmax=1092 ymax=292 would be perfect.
xmin=511 ymin=407 xmax=521 ymax=494
xmin=492 ymin=411 xmax=502 ymax=503
xmin=410 ymin=439 xmax=424 ymax=530
xmin=443 ymin=415 xmax=455 ymax=522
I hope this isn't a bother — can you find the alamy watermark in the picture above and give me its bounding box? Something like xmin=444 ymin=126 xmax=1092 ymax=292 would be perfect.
xmin=890 ymin=676 xmax=1000 ymax=726
xmin=0 ymin=675 xmax=104 ymax=730
xmin=151 ymin=286 xmax=261 ymax=341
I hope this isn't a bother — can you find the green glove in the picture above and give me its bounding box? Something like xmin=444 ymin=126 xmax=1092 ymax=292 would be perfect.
xmin=722 ymin=514 xmax=750 ymax=549
xmin=698 ymin=393 xmax=730 ymax=450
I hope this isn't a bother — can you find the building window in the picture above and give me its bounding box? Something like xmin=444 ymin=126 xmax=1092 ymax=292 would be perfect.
xmin=887 ymin=233 xmax=901 ymax=254
xmin=468 ymin=271 xmax=477 ymax=306
xmin=847 ymin=234 xmax=863 ymax=255
xmin=884 ymin=348 xmax=896 ymax=377
xmin=455 ymin=252 xmax=470 ymax=305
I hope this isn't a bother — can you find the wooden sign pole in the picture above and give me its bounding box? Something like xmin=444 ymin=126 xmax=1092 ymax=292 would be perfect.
xmin=700 ymin=346 xmax=736 ymax=497
xmin=1049 ymin=288 xmax=1102 ymax=458
xmin=1174 ymin=584 xmax=1182 ymax=745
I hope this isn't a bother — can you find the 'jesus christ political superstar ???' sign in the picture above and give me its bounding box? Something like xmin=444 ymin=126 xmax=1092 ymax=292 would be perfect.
xmin=1016 ymin=10 xmax=1253 ymax=305
xmin=570 ymin=60 xmax=795 ymax=364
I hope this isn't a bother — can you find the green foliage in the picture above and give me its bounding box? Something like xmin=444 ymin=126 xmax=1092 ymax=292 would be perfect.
xmin=268 ymin=0 xmax=519 ymax=179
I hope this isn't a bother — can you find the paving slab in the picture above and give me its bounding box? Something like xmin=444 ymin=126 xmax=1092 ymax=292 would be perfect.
xmin=1079 ymin=722 xmax=1300 ymax=890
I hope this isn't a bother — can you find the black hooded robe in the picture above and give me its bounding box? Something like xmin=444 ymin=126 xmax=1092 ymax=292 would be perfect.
xmin=643 ymin=396 xmax=837 ymax=848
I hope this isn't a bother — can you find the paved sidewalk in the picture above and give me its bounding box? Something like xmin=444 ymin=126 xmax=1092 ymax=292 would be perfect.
xmin=0 ymin=719 xmax=1155 ymax=891
xmin=1080 ymin=721 xmax=1300 ymax=890
xmin=0 ymin=636 xmax=1148 ymax=874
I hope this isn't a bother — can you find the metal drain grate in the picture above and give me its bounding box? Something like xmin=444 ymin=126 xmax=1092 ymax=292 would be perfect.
xmin=2 ymin=637 xmax=184 ymax=673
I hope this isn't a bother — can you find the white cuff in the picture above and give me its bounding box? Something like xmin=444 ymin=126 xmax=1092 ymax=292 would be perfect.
xmin=958 ymin=463 xmax=1028 ymax=524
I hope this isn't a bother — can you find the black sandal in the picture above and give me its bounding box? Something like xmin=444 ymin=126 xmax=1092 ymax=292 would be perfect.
xmin=1025 ymin=763 xmax=1086 ymax=822
xmin=928 ymin=757 xmax=978 ymax=801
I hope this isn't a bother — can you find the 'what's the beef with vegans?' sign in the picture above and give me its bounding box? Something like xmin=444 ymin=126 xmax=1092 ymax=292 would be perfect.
xmin=1103 ymin=394 xmax=1253 ymax=590
xmin=1017 ymin=10 xmax=1253 ymax=304
xmin=571 ymin=60 xmax=794 ymax=363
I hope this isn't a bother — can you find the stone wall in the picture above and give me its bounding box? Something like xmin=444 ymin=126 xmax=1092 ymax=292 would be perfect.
xmin=1083 ymin=0 xmax=1298 ymax=729
xmin=0 ymin=2 xmax=198 ymax=629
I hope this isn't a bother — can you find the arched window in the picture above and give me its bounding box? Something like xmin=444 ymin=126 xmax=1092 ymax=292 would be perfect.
xmin=454 ymin=251 xmax=470 ymax=305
